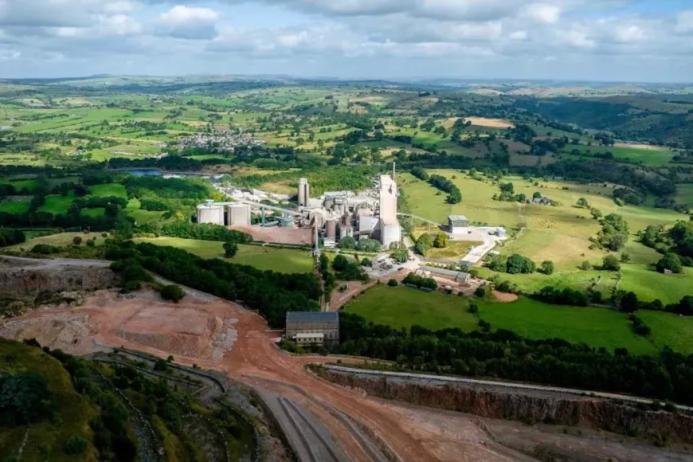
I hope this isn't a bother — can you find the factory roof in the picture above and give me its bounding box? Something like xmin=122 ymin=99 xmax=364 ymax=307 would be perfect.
xmin=286 ymin=311 xmax=339 ymax=325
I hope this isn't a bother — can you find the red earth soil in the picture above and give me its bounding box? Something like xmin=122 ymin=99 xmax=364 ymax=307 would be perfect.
xmin=0 ymin=288 xmax=518 ymax=461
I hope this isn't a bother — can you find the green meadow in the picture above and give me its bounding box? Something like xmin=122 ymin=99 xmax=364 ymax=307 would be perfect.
xmin=400 ymin=170 xmax=692 ymax=303
xmin=344 ymin=285 xmax=693 ymax=355
xmin=133 ymin=236 xmax=314 ymax=274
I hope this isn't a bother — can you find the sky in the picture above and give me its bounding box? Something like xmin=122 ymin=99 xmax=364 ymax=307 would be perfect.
xmin=1 ymin=0 xmax=693 ymax=82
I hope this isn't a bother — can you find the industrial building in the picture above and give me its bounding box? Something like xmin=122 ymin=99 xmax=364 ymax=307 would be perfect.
xmin=298 ymin=177 xmax=310 ymax=207
xmin=196 ymin=200 xmax=252 ymax=227
xmin=377 ymin=174 xmax=402 ymax=248
xmin=285 ymin=311 xmax=339 ymax=346
xmin=197 ymin=165 xmax=403 ymax=249
xmin=448 ymin=215 xmax=470 ymax=234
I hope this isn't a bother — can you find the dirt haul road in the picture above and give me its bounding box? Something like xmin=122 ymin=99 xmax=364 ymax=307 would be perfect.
xmin=0 ymin=288 xmax=519 ymax=462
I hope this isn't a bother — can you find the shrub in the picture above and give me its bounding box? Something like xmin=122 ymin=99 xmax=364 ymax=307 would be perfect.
xmin=0 ymin=372 xmax=54 ymax=426
xmin=656 ymin=253 xmax=682 ymax=274
xmin=0 ymin=228 xmax=26 ymax=247
xmin=540 ymin=260 xmax=554 ymax=275
xmin=64 ymin=435 xmax=88 ymax=455
xmin=31 ymin=244 xmax=60 ymax=254
xmin=433 ymin=233 xmax=448 ymax=249
xmin=387 ymin=279 xmax=398 ymax=287
xmin=72 ymin=236 xmax=82 ymax=246
xmin=223 ymin=241 xmax=238 ymax=258
xmin=601 ymin=254 xmax=621 ymax=271
xmin=160 ymin=284 xmax=185 ymax=302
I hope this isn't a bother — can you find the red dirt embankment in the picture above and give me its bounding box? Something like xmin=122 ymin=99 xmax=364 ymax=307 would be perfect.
xmin=0 ymin=288 xmax=517 ymax=462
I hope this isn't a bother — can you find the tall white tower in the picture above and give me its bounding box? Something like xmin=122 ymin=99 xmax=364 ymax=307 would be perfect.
xmin=378 ymin=172 xmax=401 ymax=248
xmin=298 ymin=177 xmax=310 ymax=207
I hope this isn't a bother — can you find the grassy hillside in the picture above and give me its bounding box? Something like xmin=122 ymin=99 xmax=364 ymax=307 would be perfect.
xmin=343 ymin=285 xmax=693 ymax=355
xmin=133 ymin=236 xmax=315 ymax=273
xmin=0 ymin=338 xmax=98 ymax=461
xmin=401 ymin=170 xmax=692 ymax=303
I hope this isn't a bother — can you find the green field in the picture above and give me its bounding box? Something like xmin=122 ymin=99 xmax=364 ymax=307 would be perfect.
xmin=610 ymin=145 xmax=676 ymax=166
xmin=401 ymin=170 xmax=692 ymax=303
xmin=37 ymin=194 xmax=74 ymax=215
xmin=637 ymin=310 xmax=693 ymax=354
xmin=0 ymin=338 xmax=97 ymax=461
xmin=344 ymin=285 xmax=478 ymax=331
xmin=477 ymin=297 xmax=655 ymax=354
xmin=6 ymin=231 xmax=110 ymax=250
xmin=88 ymin=183 xmax=128 ymax=199
xmin=0 ymin=197 xmax=31 ymax=214
xmin=343 ymin=285 xmax=691 ymax=355
xmin=134 ymin=236 xmax=315 ymax=273
xmin=80 ymin=207 xmax=105 ymax=218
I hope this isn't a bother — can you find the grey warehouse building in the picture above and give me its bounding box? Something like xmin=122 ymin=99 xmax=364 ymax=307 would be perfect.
xmin=285 ymin=311 xmax=339 ymax=346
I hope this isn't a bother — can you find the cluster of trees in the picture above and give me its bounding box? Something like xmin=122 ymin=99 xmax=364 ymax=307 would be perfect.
xmin=532 ymin=286 xmax=588 ymax=306
xmin=428 ymin=174 xmax=462 ymax=204
xmin=332 ymin=254 xmax=368 ymax=281
xmin=595 ymin=214 xmax=629 ymax=251
xmin=337 ymin=237 xmax=381 ymax=252
xmin=0 ymin=372 xmax=54 ymax=426
xmin=0 ymin=227 xmax=25 ymax=246
xmin=403 ymin=273 xmax=438 ymax=290
xmin=494 ymin=182 xmax=528 ymax=203
xmin=411 ymin=169 xmax=462 ymax=203
xmin=613 ymin=187 xmax=644 ymax=206
xmin=335 ymin=313 xmax=693 ymax=405
xmin=640 ymin=221 xmax=693 ymax=269
xmin=106 ymin=242 xmax=320 ymax=327
xmin=414 ymin=232 xmax=447 ymax=256
xmin=160 ymin=221 xmax=251 ymax=243
xmin=124 ymin=175 xmax=210 ymax=200
xmin=487 ymin=253 xmax=536 ymax=274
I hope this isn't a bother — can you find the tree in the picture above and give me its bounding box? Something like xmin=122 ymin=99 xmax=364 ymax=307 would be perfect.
xmin=390 ymin=247 xmax=408 ymax=263
xmin=160 ymin=284 xmax=185 ymax=302
xmin=576 ymin=197 xmax=589 ymax=208
xmin=596 ymin=214 xmax=629 ymax=251
xmin=415 ymin=234 xmax=433 ymax=256
xmin=656 ymin=253 xmax=682 ymax=274
xmin=601 ymin=254 xmax=621 ymax=271
xmin=433 ymin=233 xmax=448 ymax=249
xmin=223 ymin=241 xmax=238 ymax=258
xmin=579 ymin=260 xmax=592 ymax=270
xmin=337 ymin=236 xmax=357 ymax=250
xmin=619 ymin=291 xmax=639 ymax=313
xmin=506 ymin=254 xmax=535 ymax=274
xmin=72 ymin=236 xmax=82 ymax=246
xmin=540 ymin=260 xmax=554 ymax=275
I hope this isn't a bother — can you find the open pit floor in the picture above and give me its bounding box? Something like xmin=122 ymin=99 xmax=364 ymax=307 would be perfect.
xmin=2 ymin=287 xmax=691 ymax=462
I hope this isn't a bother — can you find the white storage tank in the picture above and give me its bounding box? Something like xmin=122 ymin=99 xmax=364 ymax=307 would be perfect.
xmin=227 ymin=203 xmax=251 ymax=226
xmin=197 ymin=200 xmax=224 ymax=225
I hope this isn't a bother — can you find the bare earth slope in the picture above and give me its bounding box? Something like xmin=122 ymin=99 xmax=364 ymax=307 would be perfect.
xmin=1 ymin=283 xmax=691 ymax=461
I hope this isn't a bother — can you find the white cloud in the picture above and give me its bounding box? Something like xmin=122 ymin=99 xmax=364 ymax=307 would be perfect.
xmin=612 ymin=24 xmax=644 ymax=43
xmin=509 ymin=30 xmax=528 ymax=41
xmin=675 ymin=10 xmax=693 ymax=34
xmin=562 ymin=29 xmax=595 ymax=49
xmin=158 ymin=5 xmax=220 ymax=39
xmin=524 ymin=3 xmax=561 ymax=24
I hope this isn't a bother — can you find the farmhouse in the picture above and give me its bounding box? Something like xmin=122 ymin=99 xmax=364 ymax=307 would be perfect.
xmin=285 ymin=311 xmax=339 ymax=346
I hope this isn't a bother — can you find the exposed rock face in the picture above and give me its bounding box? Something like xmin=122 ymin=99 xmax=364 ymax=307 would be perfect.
xmin=0 ymin=256 xmax=117 ymax=296
xmin=315 ymin=367 xmax=693 ymax=444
